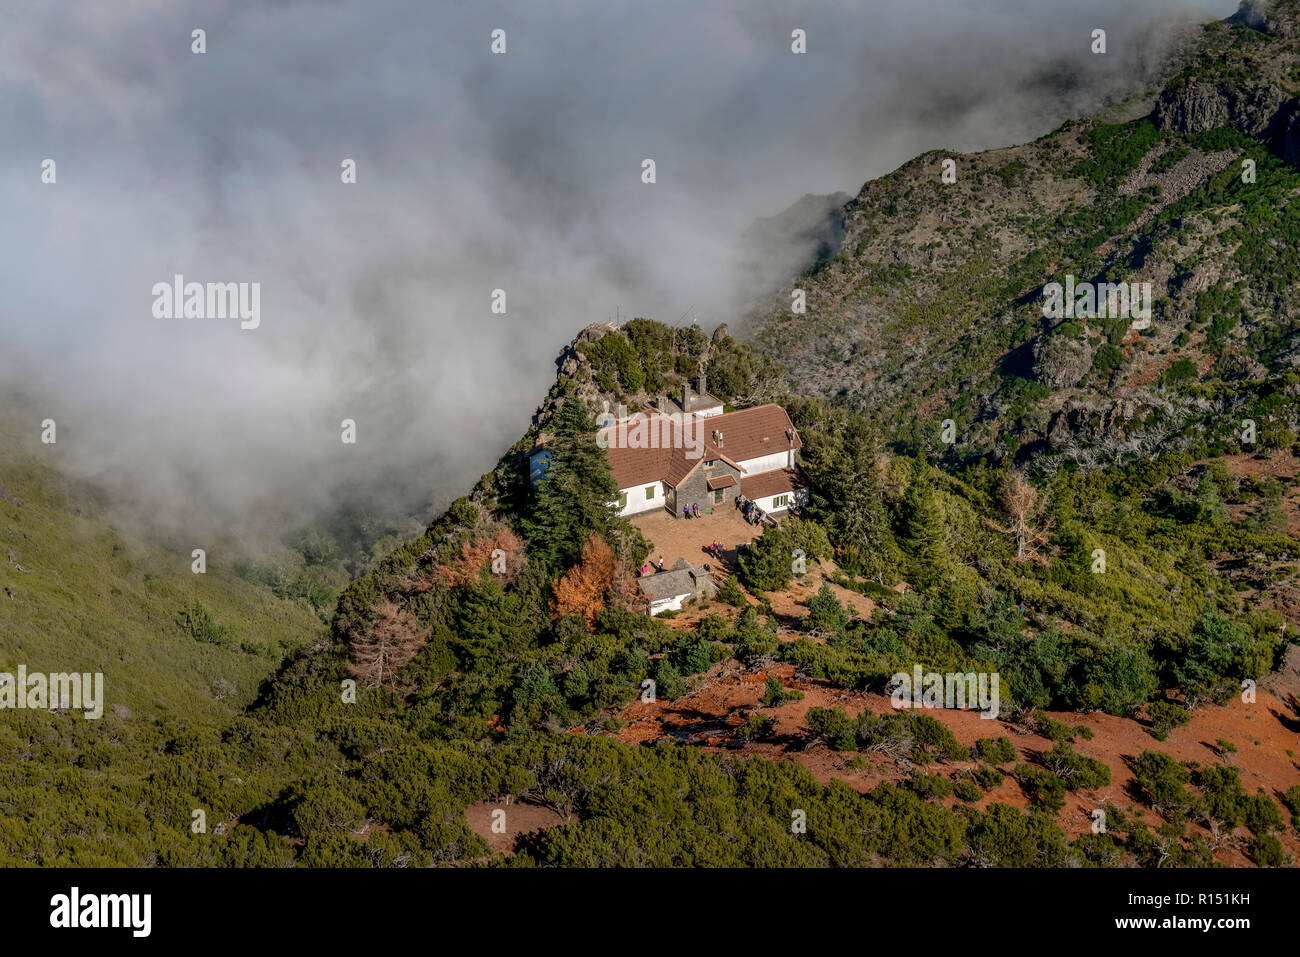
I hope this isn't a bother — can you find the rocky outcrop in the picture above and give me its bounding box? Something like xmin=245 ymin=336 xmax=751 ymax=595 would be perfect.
xmin=1045 ymin=398 xmax=1145 ymax=449
xmin=1033 ymin=334 xmax=1094 ymax=389
xmin=1237 ymin=0 xmax=1299 ymax=38
xmin=555 ymin=321 xmax=621 ymax=376
xmin=1154 ymin=81 xmax=1231 ymax=133
xmin=1152 ymin=79 xmax=1290 ymax=139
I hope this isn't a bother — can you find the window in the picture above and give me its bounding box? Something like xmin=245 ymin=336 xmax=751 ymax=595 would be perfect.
xmin=645 ymin=485 xmax=656 ymax=499
xmin=773 ymin=494 xmax=789 ymax=508
xmin=705 ymin=460 xmax=716 ymax=468
xmin=618 ymin=491 xmax=628 ymax=508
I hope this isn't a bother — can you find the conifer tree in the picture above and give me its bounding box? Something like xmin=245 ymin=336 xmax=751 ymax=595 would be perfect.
xmin=803 ymin=417 xmax=899 ymax=581
xmin=901 ymin=462 xmax=950 ymax=589
xmin=525 ymin=397 xmax=620 ymax=569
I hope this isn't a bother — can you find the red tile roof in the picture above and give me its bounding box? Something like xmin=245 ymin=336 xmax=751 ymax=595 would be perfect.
xmin=701 ymin=404 xmax=801 ymax=463
xmin=600 ymin=405 xmax=800 ymax=490
xmin=740 ymin=468 xmax=807 ymax=501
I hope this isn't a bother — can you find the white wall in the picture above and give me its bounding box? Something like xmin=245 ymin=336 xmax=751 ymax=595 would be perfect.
xmin=616 ymin=481 xmax=665 ymax=517
xmin=734 ymin=450 xmax=793 ymax=475
xmin=751 ymin=487 xmax=809 ymax=515
xmin=649 ymin=593 xmax=688 ymax=616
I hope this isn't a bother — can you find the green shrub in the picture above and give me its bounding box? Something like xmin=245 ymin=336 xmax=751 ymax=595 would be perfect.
xmin=954 ymin=780 xmax=983 ymax=802
xmin=908 ymin=772 xmax=953 ymax=800
xmin=1247 ymin=833 xmax=1285 ymax=867
xmin=736 ymin=713 xmax=775 ymax=741
xmin=974 ymin=736 xmax=1018 ymax=764
xmin=760 ymin=675 xmax=804 ymax=707
xmin=1147 ymin=700 xmax=1191 ymax=741
xmin=716 ymin=575 xmax=746 ymax=607
xmin=974 ymin=765 xmax=1005 ymax=790
xmin=1014 ymin=764 xmax=1068 ymax=812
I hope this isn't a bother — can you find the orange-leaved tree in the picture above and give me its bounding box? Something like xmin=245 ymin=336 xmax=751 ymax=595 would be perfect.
xmin=408 ymin=524 xmax=527 ymax=592
xmin=551 ymin=533 xmax=623 ymax=627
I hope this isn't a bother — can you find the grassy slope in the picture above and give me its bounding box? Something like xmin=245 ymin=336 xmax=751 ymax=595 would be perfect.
xmin=0 ymin=434 xmax=323 ymax=724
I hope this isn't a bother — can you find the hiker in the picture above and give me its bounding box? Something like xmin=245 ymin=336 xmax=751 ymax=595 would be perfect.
xmin=692 ymin=503 xmax=699 ymax=518
xmin=657 ymin=557 xmax=664 ymax=571
xmin=683 ymin=505 xmax=690 ymax=520
xmin=641 ymin=563 xmax=649 ymax=576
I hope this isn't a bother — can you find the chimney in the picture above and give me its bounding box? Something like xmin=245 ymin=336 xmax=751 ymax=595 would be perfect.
xmin=682 ymin=381 xmax=691 ymax=408
xmin=697 ymin=372 xmax=707 ymax=396
xmin=713 ymin=429 xmax=724 ymax=448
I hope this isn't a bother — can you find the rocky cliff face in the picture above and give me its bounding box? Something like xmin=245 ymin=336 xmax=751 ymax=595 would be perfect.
xmin=742 ymin=0 xmax=1300 ymax=468
xmin=1152 ymin=79 xmax=1290 ymax=138
xmin=1238 ymin=0 xmax=1300 ymax=38
xmin=1151 ymin=2 xmax=1300 ymax=149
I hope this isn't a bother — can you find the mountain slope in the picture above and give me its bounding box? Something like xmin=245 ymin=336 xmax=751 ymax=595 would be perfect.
xmin=745 ymin=3 xmax=1300 ymax=471
xmin=0 ymin=429 xmax=324 ymax=723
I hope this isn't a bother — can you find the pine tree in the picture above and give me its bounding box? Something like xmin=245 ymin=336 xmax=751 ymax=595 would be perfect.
xmin=525 ymin=397 xmax=620 ymax=569
xmin=804 ymin=416 xmax=898 ymax=582
xmin=901 ymin=462 xmax=950 ymax=589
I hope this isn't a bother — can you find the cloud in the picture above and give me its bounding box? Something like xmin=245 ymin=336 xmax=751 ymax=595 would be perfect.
xmin=0 ymin=0 xmax=1236 ymax=541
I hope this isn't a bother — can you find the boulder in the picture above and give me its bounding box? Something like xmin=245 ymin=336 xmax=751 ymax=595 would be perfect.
xmin=1033 ymin=333 xmax=1094 ymax=388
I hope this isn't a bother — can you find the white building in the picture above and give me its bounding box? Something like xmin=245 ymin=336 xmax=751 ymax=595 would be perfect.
xmin=528 ymin=376 xmax=809 ymax=520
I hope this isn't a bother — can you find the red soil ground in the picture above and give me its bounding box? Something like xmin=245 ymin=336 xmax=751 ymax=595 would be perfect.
xmin=632 ymin=507 xmax=763 ymax=576
xmin=464 ymin=799 xmax=568 ymax=857
xmin=598 ymin=653 xmax=1300 ymax=865
xmin=631 ymin=509 xmax=880 ymax=630
xmin=557 ymin=468 xmax=1300 ymax=866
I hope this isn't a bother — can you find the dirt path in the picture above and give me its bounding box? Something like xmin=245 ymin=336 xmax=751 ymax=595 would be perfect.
xmin=464 ymin=799 xmax=568 ymax=856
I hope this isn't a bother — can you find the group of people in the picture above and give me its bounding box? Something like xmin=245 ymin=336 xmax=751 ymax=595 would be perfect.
xmin=743 ymin=501 xmax=764 ymax=526
xmin=640 ymin=557 xmax=667 ymax=576
xmin=682 ymin=503 xmax=702 ymax=519
xmin=704 ymin=540 xmax=724 ymax=558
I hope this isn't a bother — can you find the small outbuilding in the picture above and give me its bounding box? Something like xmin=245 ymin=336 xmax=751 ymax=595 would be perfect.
xmin=639 ymin=558 xmax=716 ymax=616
